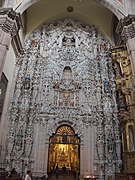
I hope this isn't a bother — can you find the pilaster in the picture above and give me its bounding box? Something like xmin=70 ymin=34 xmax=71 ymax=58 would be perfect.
xmin=0 ymin=8 xmax=22 ymax=80
xmin=44 ymin=143 xmax=49 ymax=175
xmin=80 ymin=144 xmax=84 ymax=177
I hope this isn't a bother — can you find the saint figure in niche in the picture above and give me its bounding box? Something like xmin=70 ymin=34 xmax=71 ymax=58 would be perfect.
xmin=104 ymin=79 xmax=110 ymax=93
xmin=24 ymin=74 xmax=31 ymax=89
xmin=128 ymin=125 xmax=135 ymax=152
xmin=60 ymin=66 xmax=73 ymax=91
xmin=16 ymin=128 xmax=23 ymax=150
xmin=62 ymin=35 xmax=75 ymax=47
xmin=123 ymin=128 xmax=128 ymax=152
xmin=116 ymin=90 xmax=127 ymax=111
xmin=63 ymin=66 xmax=72 ymax=80
xmin=113 ymin=60 xmax=122 ymax=76
xmin=57 ymin=66 xmax=80 ymax=107
xmin=62 ymin=133 xmax=67 ymax=143
xmin=107 ymin=131 xmax=114 ymax=153
xmin=60 ymin=66 xmax=74 ymax=107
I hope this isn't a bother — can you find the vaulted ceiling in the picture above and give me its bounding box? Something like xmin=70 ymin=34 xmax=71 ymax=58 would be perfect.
xmin=24 ymin=0 xmax=117 ymax=39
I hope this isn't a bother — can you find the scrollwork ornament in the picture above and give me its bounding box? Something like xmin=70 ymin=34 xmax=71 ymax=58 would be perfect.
xmin=6 ymin=19 xmax=120 ymax=177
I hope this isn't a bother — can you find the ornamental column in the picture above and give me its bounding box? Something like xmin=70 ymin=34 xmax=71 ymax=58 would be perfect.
xmin=116 ymin=15 xmax=135 ymax=84
xmin=0 ymin=8 xmax=22 ymax=80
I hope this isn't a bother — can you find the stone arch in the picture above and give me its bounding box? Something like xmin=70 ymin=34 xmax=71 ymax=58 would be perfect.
xmin=11 ymin=0 xmax=125 ymax=19
xmin=95 ymin=0 xmax=125 ymax=19
xmin=55 ymin=125 xmax=75 ymax=136
xmin=50 ymin=124 xmax=81 ymax=144
xmin=48 ymin=120 xmax=84 ymax=143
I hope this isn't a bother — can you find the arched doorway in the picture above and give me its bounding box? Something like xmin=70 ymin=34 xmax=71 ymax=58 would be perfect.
xmin=48 ymin=125 xmax=80 ymax=177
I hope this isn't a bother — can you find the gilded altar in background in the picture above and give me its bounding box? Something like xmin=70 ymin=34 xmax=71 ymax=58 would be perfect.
xmin=48 ymin=125 xmax=80 ymax=174
xmin=111 ymin=46 xmax=135 ymax=173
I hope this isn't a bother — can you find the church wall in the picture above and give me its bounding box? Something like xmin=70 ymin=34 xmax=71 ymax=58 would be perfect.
xmin=0 ymin=45 xmax=16 ymax=167
xmin=3 ymin=46 xmax=16 ymax=82
xmin=124 ymin=0 xmax=135 ymax=15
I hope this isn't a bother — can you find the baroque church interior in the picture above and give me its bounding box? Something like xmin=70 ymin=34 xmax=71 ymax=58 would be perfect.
xmin=0 ymin=0 xmax=135 ymax=180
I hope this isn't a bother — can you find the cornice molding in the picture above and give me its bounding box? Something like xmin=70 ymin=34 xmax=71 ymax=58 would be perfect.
xmin=0 ymin=8 xmax=22 ymax=36
xmin=116 ymin=15 xmax=135 ymax=43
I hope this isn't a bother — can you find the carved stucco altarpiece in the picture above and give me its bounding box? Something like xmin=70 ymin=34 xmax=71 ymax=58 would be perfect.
xmin=6 ymin=19 xmax=121 ymax=179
